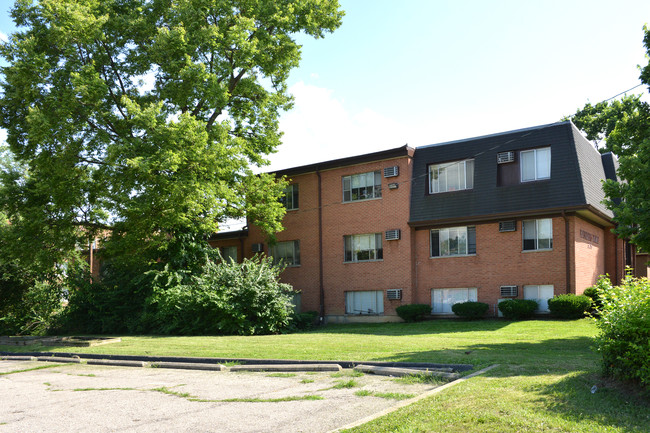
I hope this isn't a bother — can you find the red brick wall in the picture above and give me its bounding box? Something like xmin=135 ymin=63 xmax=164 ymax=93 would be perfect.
xmin=319 ymin=157 xmax=414 ymax=318
xmin=414 ymin=216 xmax=568 ymax=316
xmin=572 ymin=217 xmax=606 ymax=294
xmin=210 ymin=155 xmax=414 ymax=321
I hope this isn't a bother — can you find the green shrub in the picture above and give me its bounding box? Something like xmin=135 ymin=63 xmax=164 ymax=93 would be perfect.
xmin=498 ymin=299 xmax=538 ymax=320
xmin=451 ymin=301 xmax=489 ymax=319
xmin=547 ymin=294 xmax=592 ymax=319
xmin=593 ymin=275 xmax=650 ymax=391
xmin=584 ymin=277 xmax=611 ymax=312
xmin=143 ymin=255 xmax=294 ymax=335
xmin=291 ymin=311 xmax=319 ymax=330
xmin=396 ymin=304 xmax=430 ymax=322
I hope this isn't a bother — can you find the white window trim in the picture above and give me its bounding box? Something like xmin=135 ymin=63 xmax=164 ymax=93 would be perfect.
xmin=430 ymin=226 xmax=476 ymax=258
xmin=342 ymin=171 xmax=382 ymax=203
xmin=523 ymin=284 xmax=554 ymax=313
xmin=429 ymin=159 xmax=475 ymax=194
xmin=270 ymin=240 xmax=300 ymax=267
xmin=431 ymin=288 xmax=478 ymax=314
xmin=345 ymin=290 xmax=384 ymax=315
xmin=282 ymin=184 xmax=299 ymax=211
xmin=522 ymin=218 xmax=553 ymax=252
xmin=344 ymin=233 xmax=383 ymax=263
xmin=520 ymin=147 xmax=551 ymax=182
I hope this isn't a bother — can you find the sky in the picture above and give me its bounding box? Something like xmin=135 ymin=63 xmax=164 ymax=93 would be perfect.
xmin=1 ymin=0 xmax=650 ymax=174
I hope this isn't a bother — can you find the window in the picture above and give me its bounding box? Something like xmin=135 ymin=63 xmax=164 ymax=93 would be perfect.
xmin=431 ymin=288 xmax=477 ymax=314
xmin=270 ymin=240 xmax=300 ymax=266
xmin=521 ymin=147 xmax=550 ymax=181
xmin=431 ymin=226 xmax=476 ymax=257
xmin=522 ymin=219 xmax=553 ymax=250
xmin=221 ymin=246 xmax=238 ymax=262
xmin=281 ymin=184 xmax=299 ymax=210
xmin=523 ymin=285 xmax=554 ymax=312
xmin=344 ymin=233 xmax=383 ymax=262
xmin=429 ymin=159 xmax=474 ymax=193
xmin=345 ymin=291 xmax=384 ymax=315
xmin=343 ymin=171 xmax=382 ymax=202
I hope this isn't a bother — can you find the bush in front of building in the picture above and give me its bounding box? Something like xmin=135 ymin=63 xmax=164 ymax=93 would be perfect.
xmin=396 ymin=304 xmax=431 ymax=322
xmin=498 ymin=299 xmax=538 ymax=320
xmin=584 ymin=277 xmax=610 ymax=314
xmin=290 ymin=311 xmax=319 ymax=330
xmin=451 ymin=301 xmax=489 ymax=319
xmin=593 ymin=275 xmax=650 ymax=391
xmin=144 ymin=255 xmax=295 ymax=335
xmin=547 ymin=294 xmax=592 ymax=319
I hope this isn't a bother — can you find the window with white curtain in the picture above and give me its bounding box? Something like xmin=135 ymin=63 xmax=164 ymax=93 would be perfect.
xmin=429 ymin=159 xmax=474 ymax=193
xmin=431 ymin=288 xmax=478 ymax=314
xmin=523 ymin=285 xmax=554 ymax=312
xmin=345 ymin=291 xmax=384 ymax=315
xmin=521 ymin=147 xmax=551 ymax=181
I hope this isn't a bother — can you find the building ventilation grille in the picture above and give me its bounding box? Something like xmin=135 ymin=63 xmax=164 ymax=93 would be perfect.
xmin=251 ymin=243 xmax=264 ymax=253
xmin=499 ymin=220 xmax=517 ymax=232
xmin=500 ymin=285 xmax=518 ymax=297
xmin=384 ymin=166 xmax=399 ymax=178
xmin=385 ymin=229 xmax=401 ymax=241
xmin=497 ymin=151 xmax=515 ymax=164
xmin=386 ymin=289 xmax=402 ymax=300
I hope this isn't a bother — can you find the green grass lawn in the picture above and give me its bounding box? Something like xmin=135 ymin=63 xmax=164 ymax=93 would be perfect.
xmin=2 ymin=319 xmax=648 ymax=432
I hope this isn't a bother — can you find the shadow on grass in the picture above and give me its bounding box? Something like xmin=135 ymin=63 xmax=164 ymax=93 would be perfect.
xmin=371 ymin=336 xmax=598 ymax=371
xmin=524 ymin=369 xmax=650 ymax=432
xmin=311 ymin=319 xmax=512 ymax=336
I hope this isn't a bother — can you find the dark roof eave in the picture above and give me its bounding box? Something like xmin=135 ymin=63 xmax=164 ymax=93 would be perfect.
xmin=209 ymin=229 xmax=249 ymax=241
xmin=408 ymin=204 xmax=614 ymax=229
xmin=270 ymin=145 xmax=415 ymax=177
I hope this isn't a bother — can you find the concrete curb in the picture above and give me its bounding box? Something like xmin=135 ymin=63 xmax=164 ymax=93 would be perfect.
xmin=148 ymin=362 xmax=227 ymax=371
xmin=86 ymin=359 xmax=146 ymax=368
xmin=1 ymin=355 xmax=37 ymax=361
xmin=230 ymin=364 xmax=342 ymax=372
xmin=327 ymin=364 xmax=501 ymax=433
xmin=0 ymin=351 xmax=473 ymax=372
xmin=353 ymin=364 xmax=460 ymax=380
xmin=36 ymin=356 xmax=82 ymax=364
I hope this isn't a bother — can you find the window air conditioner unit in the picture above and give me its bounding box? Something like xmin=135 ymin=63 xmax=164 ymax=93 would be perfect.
xmin=384 ymin=166 xmax=399 ymax=178
xmin=497 ymin=151 xmax=515 ymax=164
xmin=385 ymin=229 xmax=401 ymax=241
xmin=499 ymin=220 xmax=516 ymax=232
xmin=251 ymin=243 xmax=264 ymax=253
xmin=500 ymin=285 xmax=518 ymax=297
xmin=386 ymin=289 xmax=402 ymax=300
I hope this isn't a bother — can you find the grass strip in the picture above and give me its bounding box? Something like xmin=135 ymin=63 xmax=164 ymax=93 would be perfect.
xmin=0 ymin=364 xmax=64 ymax=375
xmin=354 ymin=390 xmax=415 ymax=400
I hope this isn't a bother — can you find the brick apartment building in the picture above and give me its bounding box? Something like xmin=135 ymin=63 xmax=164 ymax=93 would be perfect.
xmin=210 ymin=121 xmax=640 ymax=322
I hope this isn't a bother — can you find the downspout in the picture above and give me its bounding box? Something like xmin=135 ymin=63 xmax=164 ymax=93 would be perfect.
xmin=317 ymin=170 xmax=325 ymax=324
xmin=562 ymin=211 xmax=571 ymax=294
xmin=614 ymin=224 xmax=619 ymax=285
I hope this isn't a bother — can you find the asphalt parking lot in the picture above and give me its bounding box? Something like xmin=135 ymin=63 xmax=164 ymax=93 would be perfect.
xmin=0 ymin=360 xmax=443 ymax=433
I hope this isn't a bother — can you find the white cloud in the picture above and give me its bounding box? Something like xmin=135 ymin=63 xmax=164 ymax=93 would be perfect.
xmin=270 ymin=82 xmax=410 ymax=171
xmin=0 ymin=32 xmax=7 ymax=43
xmin=0 ymin=128 xmax=6 ymax=146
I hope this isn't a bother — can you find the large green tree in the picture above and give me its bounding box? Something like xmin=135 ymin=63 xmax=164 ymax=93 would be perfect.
xmin=569 ymin=26 xmax=650 ymax=251
xmin=0 ymin=0 xmax=343 ymax=273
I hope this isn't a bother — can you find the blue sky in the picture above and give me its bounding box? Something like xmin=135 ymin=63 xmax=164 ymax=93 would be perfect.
xmin=2 ymin=0 xmax=650 ymax=172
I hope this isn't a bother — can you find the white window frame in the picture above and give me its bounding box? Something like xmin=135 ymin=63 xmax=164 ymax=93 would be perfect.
xmin=342 ymin=171 xmax=382 ymax=202
xmin=344 ymin=233 xmax=383 ymax=263
xmin=520 ymin=147 xmax=551 ymax=182
xmin=281 ymin=184 xmax=299 ymax=211
xmin=522 ymin=218 xmax=553 ymax=251
xmin=430 ymin=226 xmax=476 ymax=257
xmin=431 ymin=288 xmax=478 ymax=314
xmin=523 ymin=285 xmax=554 ymax=313
xmin=345 ymin=290 xmax=384 ymax=315
xmin=221 ymin=246 xmax=238 ymax=262
xmin=429 ymin=159 xmax=474 ymax=194
xmin=270 ymin=240 xmax=300 ymax=267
